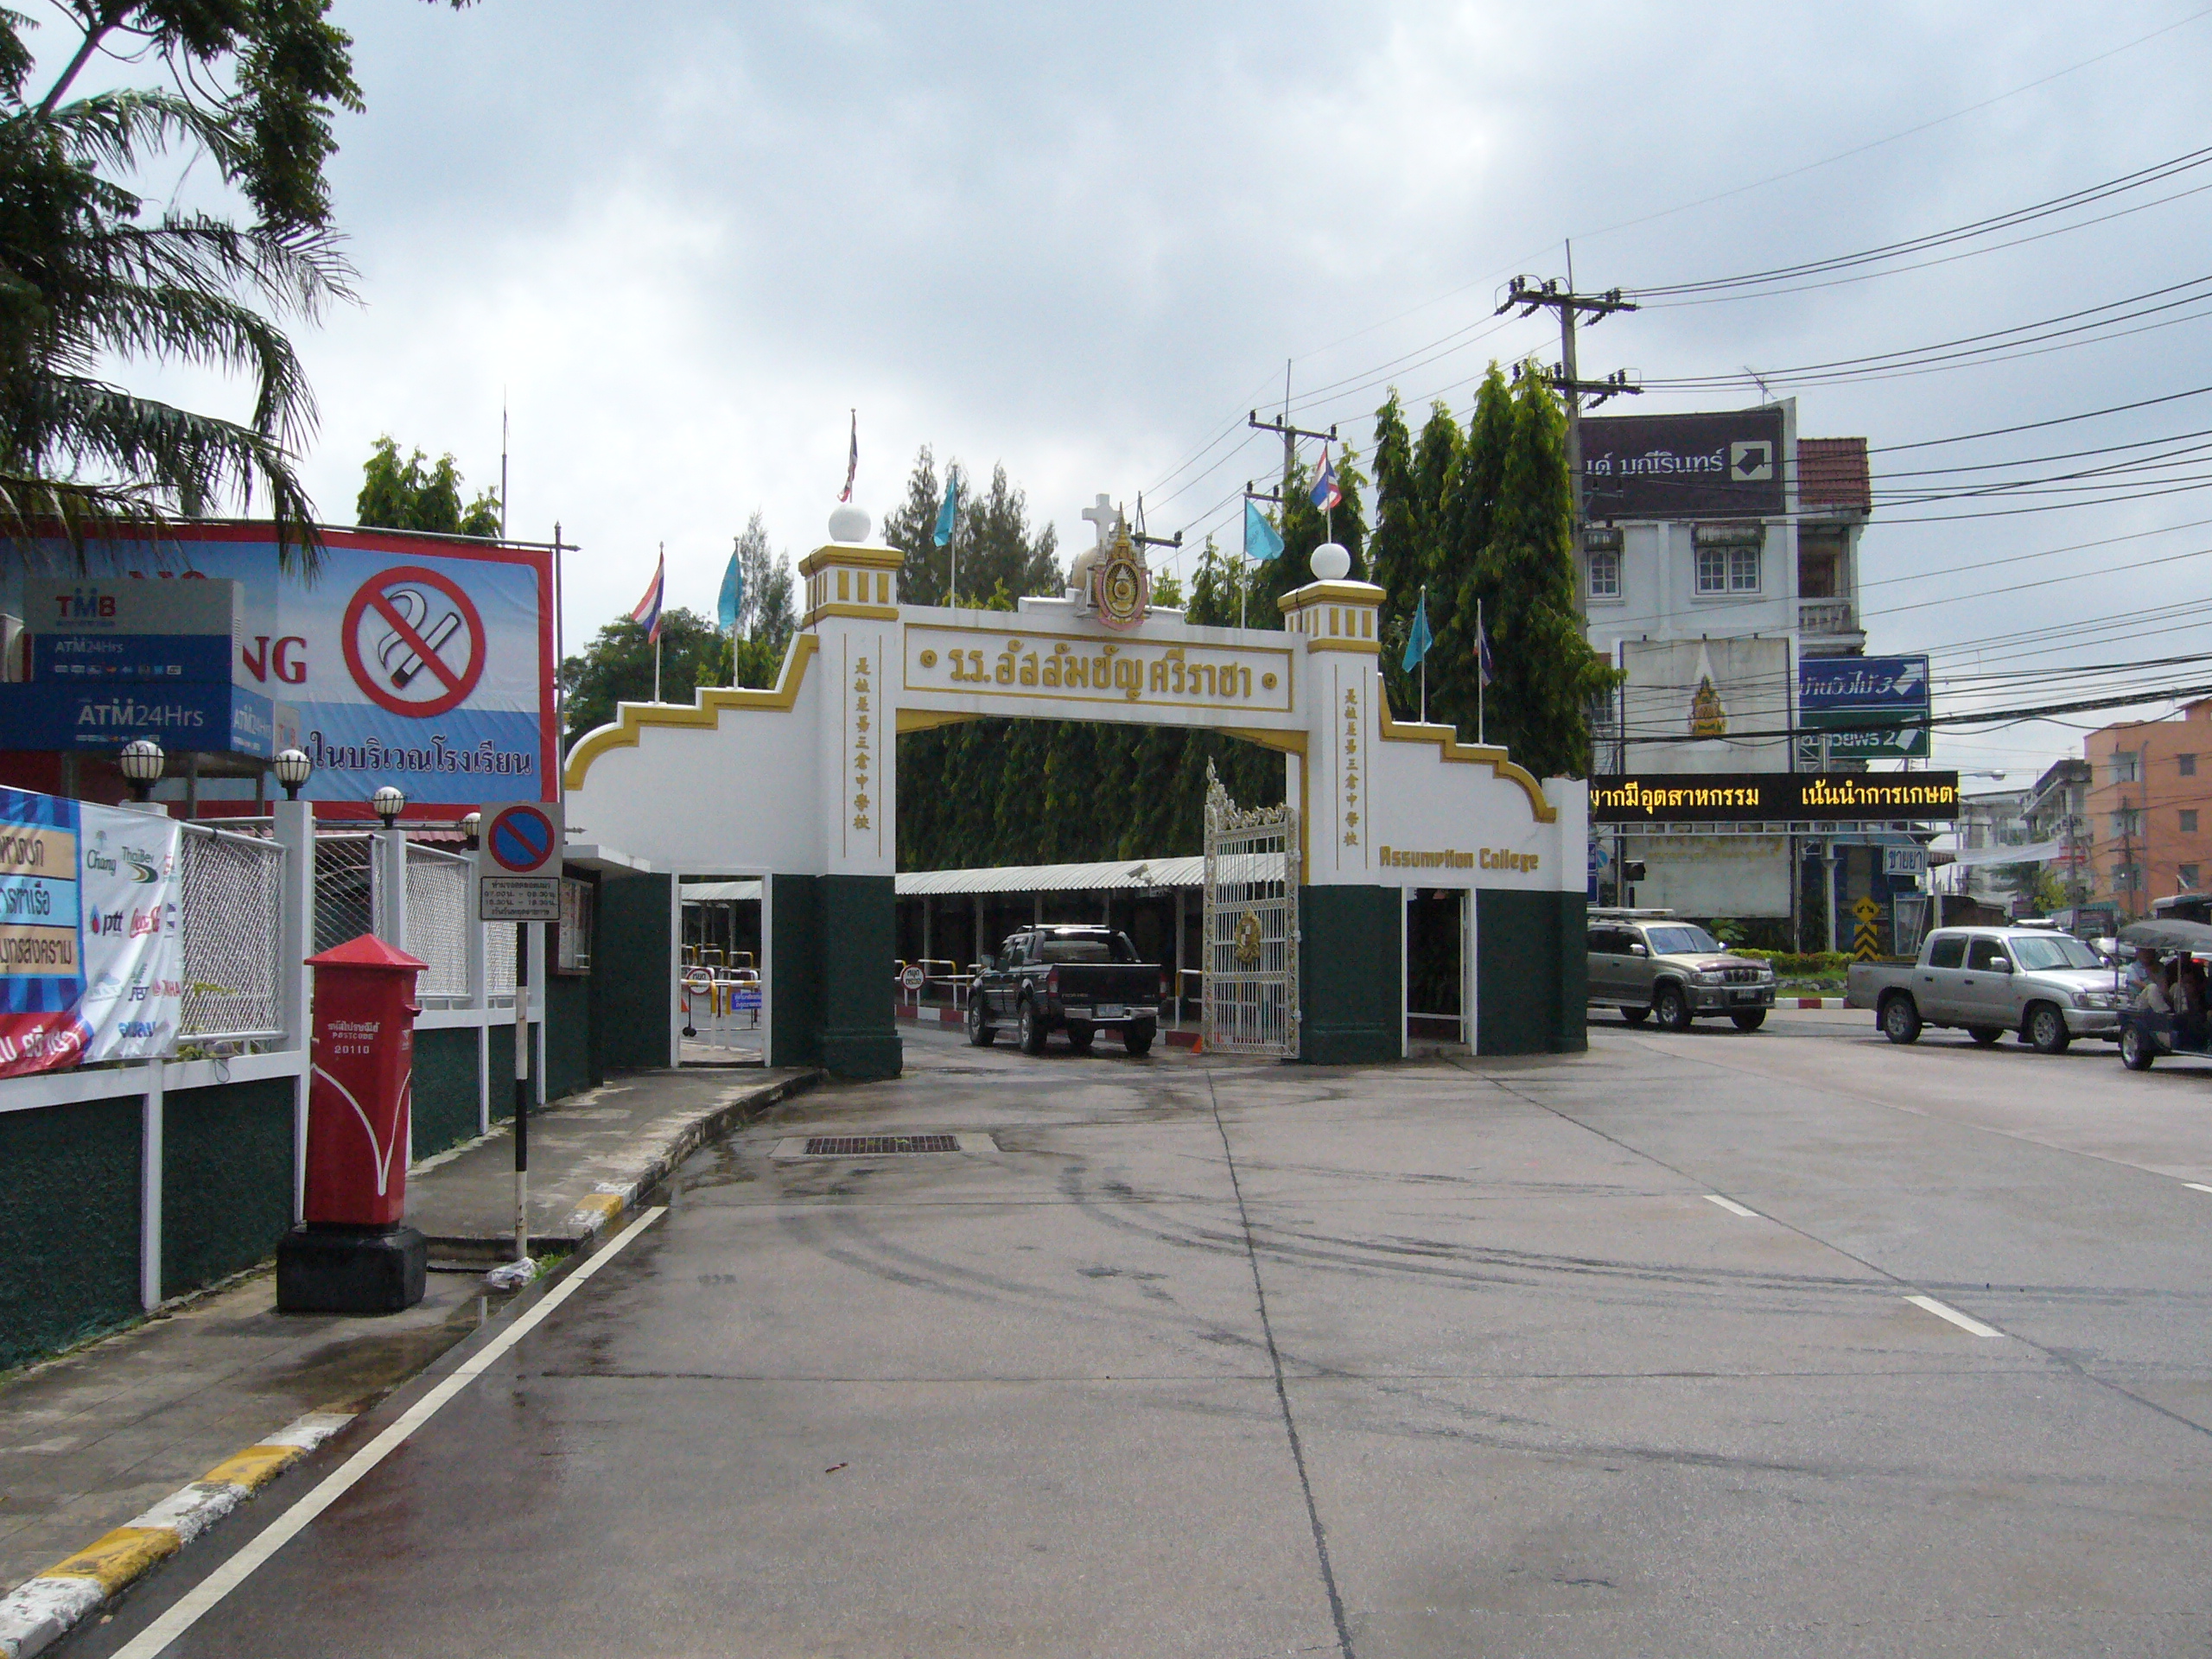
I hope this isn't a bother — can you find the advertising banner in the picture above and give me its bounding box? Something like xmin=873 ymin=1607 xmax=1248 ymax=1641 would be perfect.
xmin=1592 ymin=772 xmax=1961 ymax=823
xmin=1581 ymin=407 xmax=1786 ymax=520
xmin=75 ymin=802 xmax=183 ymax=1062
xmin=0 ymin=789 xmax=182 ymax=1074
xmin=15 ymin=526 xmax=556 ymax=808
xmin=1618 ymin=637 xmax=1793 ymax=773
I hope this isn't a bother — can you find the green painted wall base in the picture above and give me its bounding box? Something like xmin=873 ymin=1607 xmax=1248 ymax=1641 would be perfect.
xmin=413 ymin=1027 xmax=480 ymax=1155
xmin=594 ymin=873 xmax=674 ymax=1071
xmin=1299 ymin=886 xmax=1402 ymax=1065
xmin=772 ymin=873 xmax=902 ymax=1079
xmin=1476 ymin=888 xmax=1586 ymax=1055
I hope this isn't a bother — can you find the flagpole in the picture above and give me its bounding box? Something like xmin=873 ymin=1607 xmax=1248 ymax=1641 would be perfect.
xmin=1477 ymin=597 xmax=1484 ymax=747
xmin=1419 ymin=584 xmax=1427 ymax=725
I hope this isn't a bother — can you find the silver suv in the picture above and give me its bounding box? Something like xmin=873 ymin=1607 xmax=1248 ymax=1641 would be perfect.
xmin=1587 ymin=909 xmax=1777 ymax=1033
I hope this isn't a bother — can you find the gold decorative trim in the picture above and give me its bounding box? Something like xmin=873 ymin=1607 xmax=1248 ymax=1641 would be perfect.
xmin=563 ymin=633 xmax=820 ymax=790
xmin=801 ymin=601 xmax=900 ymax=627
xmin=1303 ymin=638 xmax=1381 ymax=655
xmin=1221 ymin=728 xmax=1311 ymax=885
xmin=1277 ymin=579 xmax=1384 ymax=612
xmin=798 ymin=543 xmax=906 ymax=578
xmin=894 ymin=708 xmax=984 ymax=735
xmin=1377 ymin=710 xmax=1556 ymax=823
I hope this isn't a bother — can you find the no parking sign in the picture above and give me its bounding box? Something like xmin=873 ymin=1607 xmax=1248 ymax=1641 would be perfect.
xmin=477 ymin=800 xmax=563 ymax=920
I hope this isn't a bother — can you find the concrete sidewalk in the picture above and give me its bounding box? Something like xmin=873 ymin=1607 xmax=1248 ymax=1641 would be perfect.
xmin=0 ymin=1065 xmax=810 ymax=1632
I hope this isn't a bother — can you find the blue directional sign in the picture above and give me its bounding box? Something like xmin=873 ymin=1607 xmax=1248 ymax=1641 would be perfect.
xmin=1799 ymin=656 xmax=1930 ymax=715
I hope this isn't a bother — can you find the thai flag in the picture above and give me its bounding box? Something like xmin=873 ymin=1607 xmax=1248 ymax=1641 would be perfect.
xmin=632 ymin=550 xmax=665 ymax=644
xmin=1310 ymin=446 xmax=1341 ymax=512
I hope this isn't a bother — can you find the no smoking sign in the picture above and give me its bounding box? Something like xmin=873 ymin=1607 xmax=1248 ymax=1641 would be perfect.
xmin=342 ymin=565 xmax=487 ymax=718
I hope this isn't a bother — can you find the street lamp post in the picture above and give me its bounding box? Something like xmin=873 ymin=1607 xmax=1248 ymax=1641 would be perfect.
xmin=118 ymin=740 xmax=165 ymax=804
xmin=274 ymin=748 xmax=313 ymax=801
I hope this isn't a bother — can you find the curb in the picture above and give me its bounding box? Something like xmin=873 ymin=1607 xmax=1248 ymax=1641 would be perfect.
xmin=552 ymin=1069 xmax=823 ymax=1243
xmin=1785 ymin=996 xmax=1848 ymax=1009
xmin=0 ymin=1070 xmax=823 ymax=1656
xmin=0 ymin=1412 xmax=353 ymax=1659
xmin=895 ymin=1004 xmax=1204 ymax=1049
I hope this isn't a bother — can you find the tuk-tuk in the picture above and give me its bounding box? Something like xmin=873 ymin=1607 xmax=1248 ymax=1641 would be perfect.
xmin=2114 ymin=918 xmax=2212 ymax=1069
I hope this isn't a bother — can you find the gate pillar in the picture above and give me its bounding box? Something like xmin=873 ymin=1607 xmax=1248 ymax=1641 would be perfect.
xmin=1299 ymin=887 xmax=1402 ymax=1064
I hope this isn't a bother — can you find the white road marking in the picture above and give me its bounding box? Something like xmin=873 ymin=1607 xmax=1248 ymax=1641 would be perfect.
xmin=1905 ymin=1294 xmax=2003 ymax=1338
xmin=1703 ymin=1194 xmax=1759 ymax=1217
xmin=110 ymin=1206 xmax=669 ymax=1659
xmin=2185 ymin=1182 xmax=2212 ymax=1195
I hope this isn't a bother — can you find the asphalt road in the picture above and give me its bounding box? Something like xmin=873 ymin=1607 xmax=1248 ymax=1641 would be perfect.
xmin=77 ymin=1012 xmax=2212 ymax=1657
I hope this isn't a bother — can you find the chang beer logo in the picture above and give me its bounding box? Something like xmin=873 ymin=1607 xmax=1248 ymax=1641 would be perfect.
xmin=1090 ymin=523 xmax=1151 ymax=632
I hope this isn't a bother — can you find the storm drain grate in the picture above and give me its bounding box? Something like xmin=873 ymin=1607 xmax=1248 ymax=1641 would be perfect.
xmin=803 ymin=1134 xmax=962 ymax=1156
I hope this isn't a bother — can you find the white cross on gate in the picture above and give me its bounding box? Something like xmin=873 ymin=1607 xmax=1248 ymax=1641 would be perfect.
xmin=1081 ymin=493 xmax=1119 ymax=549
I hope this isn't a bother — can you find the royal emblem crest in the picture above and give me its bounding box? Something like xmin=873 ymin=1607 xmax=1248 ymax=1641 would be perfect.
xmin=1090 ymin=521 xmax=1151 ymax=632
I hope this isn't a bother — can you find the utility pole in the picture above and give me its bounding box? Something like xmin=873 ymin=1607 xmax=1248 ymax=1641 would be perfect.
xmin=1497 ymin=249 xmax=1640 ymax=535
xmin=1248 ymin=410 xmax=1338 ymax=501
xmin=1129 ymin=493 xmax=1183 ymax=556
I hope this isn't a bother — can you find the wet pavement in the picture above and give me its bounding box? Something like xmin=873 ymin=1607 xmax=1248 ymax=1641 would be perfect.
xmin=0 ymin=1067 xmax=807 ymax=1610
xmin=63 ymin=1020 xmax=2212 ymax=1656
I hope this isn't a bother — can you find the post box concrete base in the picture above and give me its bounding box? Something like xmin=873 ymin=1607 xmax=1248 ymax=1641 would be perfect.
xmin=275 ymin=1224 xmax=428 ymax=1314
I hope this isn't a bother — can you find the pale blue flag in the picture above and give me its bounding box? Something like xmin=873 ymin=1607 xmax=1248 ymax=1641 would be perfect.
xmin=934 ymin=476 xmax=958 ymax=547
xmin=717 ymin=547 xmax=743 ymax=634
xmin=1402 ymin=591 xmax=1433 ymax=672
xmin=1243 ymin=498 xmax=1284 ymax=564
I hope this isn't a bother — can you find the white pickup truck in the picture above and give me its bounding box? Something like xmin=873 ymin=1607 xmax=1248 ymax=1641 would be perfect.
xmin=1845 ymin=924 xmax=2126 ymax=1053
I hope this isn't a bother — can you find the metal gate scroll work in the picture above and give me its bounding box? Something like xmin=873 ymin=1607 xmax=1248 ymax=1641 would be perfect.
xmin=1203 ymin=763 xmax=1300 ymax=1057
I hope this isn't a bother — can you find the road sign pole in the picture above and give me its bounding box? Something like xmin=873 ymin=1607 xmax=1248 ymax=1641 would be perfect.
xmin=513 ymin=919 xmax=529 ymax=1263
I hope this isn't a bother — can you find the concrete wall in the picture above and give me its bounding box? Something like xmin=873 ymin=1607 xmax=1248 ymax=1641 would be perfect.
xmin=1478 ymin=889 xmax=1587 ymax=1056
xmin=413 ymin=1027 xmax=481 ymax=1156
xmin=160 ymin=1077 xmax=294 ymax=1301
xmin=1301 ymin=887 xmax=1402 ymax=1064
xmin=592 ymin=873 xmax=674 ymax=1071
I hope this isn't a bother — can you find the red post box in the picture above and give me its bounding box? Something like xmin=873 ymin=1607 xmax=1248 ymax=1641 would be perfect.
xmin=277 ymin=933 xmax=430 ymax=1313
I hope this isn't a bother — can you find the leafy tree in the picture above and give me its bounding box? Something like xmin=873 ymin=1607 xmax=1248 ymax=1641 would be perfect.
xmin=559 ymin=607 xmax=727 ymax=747
xmin=882 ymin=446 xmax=1059 ymax=607
xmin=727 ymin=509 xmax=797 ymax=689
xmin=355 ymin=436 xmax=499 ymax=536
xmin=1460 ymin=365 xmax=1618 ymax=778
xmin=0 ymin=1 xmax=472 ymax=564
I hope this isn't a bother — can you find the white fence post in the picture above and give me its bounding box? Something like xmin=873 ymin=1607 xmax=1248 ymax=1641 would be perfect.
xmin=273 ymin=801 xmax=315 ymax=1222
xmin=373 ymin=825 xmax=409 ymax=948
xmin=140 ymin=1057 xmax=164 ymax=1311
xmin=467 ymin=849 xmax=490 ymax=1135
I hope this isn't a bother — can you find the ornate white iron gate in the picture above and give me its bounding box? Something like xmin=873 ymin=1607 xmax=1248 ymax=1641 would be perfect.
xmin=1203 ymin=764 xmax=1300 ymax=1057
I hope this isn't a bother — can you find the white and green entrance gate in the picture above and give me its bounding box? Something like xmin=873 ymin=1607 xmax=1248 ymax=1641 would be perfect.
xmin=1202 ymin=766 xmax=1300 ymax=1057
xmin=565 ymin=503 xmax=1587 ymax=1077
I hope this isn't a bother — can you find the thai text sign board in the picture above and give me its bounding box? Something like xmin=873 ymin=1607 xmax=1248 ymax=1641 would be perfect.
xmin=902 ymin=621 xmax=1296 ymax=722
xmin=16 ymin=526 xmax=557 ymax=808
xmin=1799 ymin=655 xmax=1930 ymax=716
xmin=480 ymin=876 xmax=560 ymax=922
xmin=1591 ymin=772 xmax=1961 ymax=823
xmin=1580 ymin=407 xmax=1786 ymax=520
xmin=1885 ymin=845 xmax=1929 ymax=877
xmin=0 ymin=786 xmax=183 ymax=1077
xmin=1797 ymin=726 xmax=1931 ymax=762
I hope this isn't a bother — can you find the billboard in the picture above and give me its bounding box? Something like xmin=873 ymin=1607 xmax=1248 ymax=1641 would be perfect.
xmin=1618 ymin=637 xmax=1792 ymax=774
xmin=1591 ymin=772 xmax=1961 ymax=823
xmin=1582 ymin=407 xmax=1786 ymax=520
xmin=10 ymin=527 xmax=556 ymax=808
xmin=1798 ymin=653 xmax=1931 ymax=761
xmin=0 ymin=786 xmax=183 ymax=1077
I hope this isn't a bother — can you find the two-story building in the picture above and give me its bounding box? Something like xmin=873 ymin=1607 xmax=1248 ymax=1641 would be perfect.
xmin=1580 ymin=402 xmax=1885 ymax=940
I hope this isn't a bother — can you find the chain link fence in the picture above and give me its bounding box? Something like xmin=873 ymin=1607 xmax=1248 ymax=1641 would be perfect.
xmin=178 ymin=822 xmax=286 ymax=1042
xmin=405 ymin=842 xmax=472 ymax=1000
xmin=314 ymin=835 xmax=376 ymax=955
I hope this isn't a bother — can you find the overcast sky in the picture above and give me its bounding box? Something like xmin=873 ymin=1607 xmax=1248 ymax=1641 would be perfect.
xmin=86 ymin=1 xmax=2212 ymax=784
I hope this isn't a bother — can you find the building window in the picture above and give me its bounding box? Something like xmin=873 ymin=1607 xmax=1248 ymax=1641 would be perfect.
xmin=2182 ymin=753 xmax=2198 ymax=778
xmin=1696 ymin=544 xmax=1760 ymax=594
xmin=2183 ymin=864 xmax=2202 ymax=890
xmin=2112 ymin=752 xmax=2141 ymax=784
xmin=2184 ymin=810 xmax=2200 ymax=835
xmin=1587 ymin=548 xmax=1621 ymax=600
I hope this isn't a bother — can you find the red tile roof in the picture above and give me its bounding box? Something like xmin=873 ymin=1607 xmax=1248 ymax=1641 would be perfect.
xmin=1798 ymin=437 xmax=1870 ymax=512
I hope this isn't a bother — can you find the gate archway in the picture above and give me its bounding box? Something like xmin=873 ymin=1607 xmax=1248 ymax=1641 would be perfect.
xmin=564 ymin=509 xmax=1587 ymax=1077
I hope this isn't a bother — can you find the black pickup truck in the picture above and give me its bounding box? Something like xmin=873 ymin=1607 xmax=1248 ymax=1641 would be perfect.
xmin=966 ymin=926 xmax=1160 ymax=1056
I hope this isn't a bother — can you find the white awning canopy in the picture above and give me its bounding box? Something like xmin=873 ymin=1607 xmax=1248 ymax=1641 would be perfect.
xmin=895 ymin=856 xmax=1203 ymax=898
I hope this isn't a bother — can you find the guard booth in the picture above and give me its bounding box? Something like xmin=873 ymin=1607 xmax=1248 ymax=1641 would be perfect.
xmin=565 ymin=504 xmax=1590 ymax=1075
